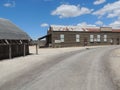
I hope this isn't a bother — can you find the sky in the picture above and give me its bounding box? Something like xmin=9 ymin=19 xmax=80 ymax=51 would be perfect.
xmin=0 ymin=0 xmax=120 ymax=39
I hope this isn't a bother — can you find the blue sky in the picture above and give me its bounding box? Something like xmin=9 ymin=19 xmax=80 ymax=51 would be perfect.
xmin=0 ymin=0 xmax=120 ymax=39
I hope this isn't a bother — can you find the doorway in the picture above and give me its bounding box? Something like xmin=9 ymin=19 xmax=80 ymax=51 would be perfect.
xmin=84 ymin=38 xmax=88 ymax=46
xmin=116 ymin=38 xmax=119 ymax=45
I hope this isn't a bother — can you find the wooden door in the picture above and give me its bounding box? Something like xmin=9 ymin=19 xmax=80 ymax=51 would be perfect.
xmin=117 ymin=38 xmax=119 ymax=45
xmin=84 ymin=38 xmax=87 ymax=46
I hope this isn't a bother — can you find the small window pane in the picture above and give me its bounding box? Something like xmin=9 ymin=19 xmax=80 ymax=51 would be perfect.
xmin=90 ymin=38 xmax=94 ymax=42
xmin=76 ymin=34 xmax=80 ymax=38
xmin=76 ymin=39 xmax=80 ymax=42
xmin=104 ymin=35 xmax=107 ymax=38
xmin=97 ymin=35 xmax=100 ymax=38
xmin=104 ymin=38 xmax=107 ymax=42
xmin=97 ymin=38 xmax=100 ymax=42
xmin=90 ymin=35 xmax=94 ymax=38
xmin=60 ymin=34 xmax=64 ymax=38
xmin=61 ymin=39 xmax=64 ymax=42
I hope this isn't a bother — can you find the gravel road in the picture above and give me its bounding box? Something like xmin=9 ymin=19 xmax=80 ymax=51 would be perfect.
xmin=0 ymin=46 xmax=119 ymax=90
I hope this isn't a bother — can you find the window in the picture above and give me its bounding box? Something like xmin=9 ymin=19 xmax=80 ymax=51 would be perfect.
xmin=90 ymin=35 xmax=94 ymax=42
xmin=76 ymin=34 xmax=80 ymax=42
xmin=97 ymin=35 xmax=101 ymax=42
xmin=60 ymin=34 xmax=64 ymax=42
xmin=104 ymin=35 xmax=107 ymax=42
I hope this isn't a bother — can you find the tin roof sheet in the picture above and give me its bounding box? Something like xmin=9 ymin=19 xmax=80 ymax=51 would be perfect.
xmin=0 ymin=18 xmax=31 ymax=40
xmin=50 ymin=25 xmax=120 ymax=32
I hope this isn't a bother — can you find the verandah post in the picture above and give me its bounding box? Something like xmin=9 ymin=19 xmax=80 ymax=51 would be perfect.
xmin=9 ymin=44 xmax=12 ymax=59
xmin=23 ymin=44 xmax=26 ymax=56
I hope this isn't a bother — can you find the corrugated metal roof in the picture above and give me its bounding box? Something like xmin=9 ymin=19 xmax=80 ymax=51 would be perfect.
xmin=50 ymin=25 xmax=120 ymax=32
xmin=86 ymin=28 xmax=100 ymax=32
xmin=0 ymin=18 xmax=31 ymax=40
xmin=112 ymin=29 xmax=120 ymax=32
xmin=50 ymin=25 xmax=81 ymax=31
xmin=50 ymin=25 xmax=100 ymax=32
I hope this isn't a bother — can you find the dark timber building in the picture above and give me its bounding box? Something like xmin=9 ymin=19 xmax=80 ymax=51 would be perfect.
xmin=38 ymin=25 xmax=120 ymax=48
xmin=0 ymin=18 xmax=31 ymax=60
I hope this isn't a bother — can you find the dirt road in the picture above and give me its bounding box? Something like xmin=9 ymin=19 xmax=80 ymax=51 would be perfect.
xmin=0 ymin=46 xmax=119 ymax=90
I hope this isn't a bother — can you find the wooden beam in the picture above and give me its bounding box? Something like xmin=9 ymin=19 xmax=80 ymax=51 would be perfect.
xmin=36 ymin=44 xmax=38 ymax=55
xmin=5 ymin=40 xmax=9 ymax=44
xmin=9 ymin=44 xmax=12 ymax=59
xmin=23 ymin=44 xmax=26 ymax=56
xmin=20 ymin=40 xmax=23 ymax=44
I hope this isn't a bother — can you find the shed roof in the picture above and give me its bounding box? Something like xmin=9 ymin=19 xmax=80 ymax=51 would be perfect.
xmin=50 ymin=25 xmax=120 ymax=32
xmin=112 ymin=29 xmax=120 ymax=32
xmin=0 ymin=18 xmax=31 ymax=40
xmin=50 ymin=25 xmax=99 ymax=32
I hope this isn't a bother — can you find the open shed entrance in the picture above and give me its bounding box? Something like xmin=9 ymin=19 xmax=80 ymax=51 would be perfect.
xmin=0 ymin=40 xmax=29 ymax=60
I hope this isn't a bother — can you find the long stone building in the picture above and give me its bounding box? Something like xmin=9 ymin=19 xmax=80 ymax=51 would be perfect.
xmin=0 ymin=18 xmax=31 ymax=60
xmin=38 ymin=25 xmax=120 ymax=48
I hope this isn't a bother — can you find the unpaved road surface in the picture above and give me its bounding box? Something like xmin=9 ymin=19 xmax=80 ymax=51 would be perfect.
xmin=0 ymin=46 xmax=120 ymax=90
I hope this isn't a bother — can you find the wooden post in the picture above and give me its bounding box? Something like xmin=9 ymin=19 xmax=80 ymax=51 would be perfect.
xmin=17 ymin=45 xmax=19 ymax=56
xmin=23 ymin=44 xmax=26 ymax=56
xmin=9 ymin=44 xmax=12 ymax=59
xmin=38 ymin=40 xmax=40 ymax=49
xmin=36 ymin=44 xmax=38 ymax=55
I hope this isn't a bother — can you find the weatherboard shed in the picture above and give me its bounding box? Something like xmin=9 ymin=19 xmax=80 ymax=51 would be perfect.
xmin=38 ymin=25 xmax=120 ymax=48
xmin=0 ymin=18 xmax=31 ymax=60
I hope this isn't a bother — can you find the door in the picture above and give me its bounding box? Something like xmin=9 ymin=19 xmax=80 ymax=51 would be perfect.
xmin=117 ymin=38 xmax=119 ymax=45
xmin=84 ymin=38 xmax=87 ymax=46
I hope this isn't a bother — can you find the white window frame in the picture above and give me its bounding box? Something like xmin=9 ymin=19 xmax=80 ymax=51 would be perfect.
xmin=104 ymin=35 xmax=107 ymax=42
xmin=60 ymin=34 xmax=64 ymax=42
xmin=76 ymin=34 xmax=80 ymax=42
xmin=97 ymin=35 xmax=101 ymax=42
xmin=90 ymin=35 xmax=94 ymax=42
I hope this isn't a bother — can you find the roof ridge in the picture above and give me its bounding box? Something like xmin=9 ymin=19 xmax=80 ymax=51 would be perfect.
xmin=0 ymin=18 xmax=9 ymax=21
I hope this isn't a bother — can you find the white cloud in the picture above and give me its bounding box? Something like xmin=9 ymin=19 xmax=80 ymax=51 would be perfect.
xmin=95 ymin=21 xmax=103 ymax=26
xmin=41 ymin=23 xmax=49 ymax=27
xmin=77 ymin=22 xmax=88 ymax=26
xmin=107 ymin=9 xmax=120 ymax=18
xmin=93 ymin=1 xmax=120 ymax=18
xmin=109 ymin=20 xmax=120 ymax=28
xmin=77 ymin=22 xmax=96 ymax=27
xmin=93 ymin=0 xmax=106 ymax=5
xmin=51 ymin=4 xmax=93 ymax=18
xmin=3 ymin=1 xmax=16 ymax=8
xmin=3 ymin=3 xmax=12 ymax=7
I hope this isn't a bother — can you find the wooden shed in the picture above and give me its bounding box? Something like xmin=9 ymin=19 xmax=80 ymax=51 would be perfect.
xmin=38 ymin=25 xmax=120 ymax=48
xmin=0 ymin=18 xmax=31 ymax=60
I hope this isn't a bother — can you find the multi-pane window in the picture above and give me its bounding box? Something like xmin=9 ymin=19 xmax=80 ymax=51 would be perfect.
xmin=90 ymin=35 xmax=94 ymax=42
xmin=104 ymin=35 xmax=107 ymax=42
xmin=76 ymin=34 xmax=80 ymax=42
xmin=97 ymin=35 xmax=101 ymax=42
xmin=60 ymin=34 xmax=64 ymax=42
